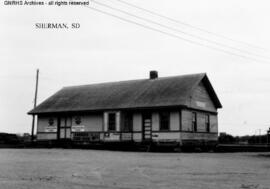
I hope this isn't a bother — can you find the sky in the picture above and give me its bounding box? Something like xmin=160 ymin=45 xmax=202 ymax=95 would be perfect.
xmin=1 ymin=0 xmax=270 ymax=136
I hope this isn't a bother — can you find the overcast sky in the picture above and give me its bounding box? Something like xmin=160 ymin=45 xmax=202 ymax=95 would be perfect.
xmin=1 ymin=0 xmax=270 ymax=136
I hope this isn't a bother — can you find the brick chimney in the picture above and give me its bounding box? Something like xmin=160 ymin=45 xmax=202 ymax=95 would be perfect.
xmin=149 ymin=71 xmax=158 ymax=79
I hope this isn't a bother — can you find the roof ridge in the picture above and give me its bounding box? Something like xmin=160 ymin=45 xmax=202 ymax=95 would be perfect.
xmin=63 ymin=73 xmax=206 ymax=89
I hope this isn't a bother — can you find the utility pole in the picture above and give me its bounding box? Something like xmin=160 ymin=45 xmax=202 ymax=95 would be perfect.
xmin=31 ymin=69 xmax=39 ymax=142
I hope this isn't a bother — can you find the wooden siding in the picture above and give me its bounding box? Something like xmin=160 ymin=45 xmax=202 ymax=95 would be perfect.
xmin=133 ymin=113 xmax=142 ymax=132
xmin=37 ymin=116 xmax=57 ymax=133
xmin=181 ymin=132 xmax=218 ymax=141
xmin=36 ymin=109 xmax=218 ymax=143
xmin=133 ymin=133 xmax=142 ymax=142
xmin=103 ymin=111 xmax=120 ymax=132
xmin=152 ymin=132 xmax=180 ymax=141
xmin=103 ymin=112 xmax=108 ymax=131
xmin=37 ymin=133 xmax=57 ymax=140
xmin=116 ymin=112 xmax=120 ymax=132
xmin=181 ymin=109 xmax=218 ymax=133
xmin=74 ymin=114 xmax=103 ymax=132
xmin=152 ymin=112 xmax=159 ymax=131
xmin=189 ymin=81 xmax=217 ymax=112
xmin=197 ymin=113 xmax=206 ymax=132
xmin=121 ymin=133 xmax=132 ymax=141
xmin=181 ymin=110 xmax=192 ymax=131
xmin=170 ymin=111 xmax=180 ymax=131
xmin=38 ymin=114 xmax=103 ymax=133
xmin=210 ymin=115 xmax=218 ymax=133
xmin=104 ymin=133 xmax=120 ymax=141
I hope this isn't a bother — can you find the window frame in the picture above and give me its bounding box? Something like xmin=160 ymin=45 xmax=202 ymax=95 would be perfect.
xmin=123 ymin=113 xmax=133 ymax=132
xmin=192 ymin=112 xmax=197 ymax=132
xmin=205 ymin=114 xmax=210 ymax=132
xmin=159 ymin=111 xmax=170 ymax=131
xmin=108 ymin=113 xmax=116 ymax=131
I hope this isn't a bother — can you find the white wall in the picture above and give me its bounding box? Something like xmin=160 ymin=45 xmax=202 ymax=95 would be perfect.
xmin=181 ymin=110 xmax=192 ymax=131
xmin=170 ymin=111 xmax=180 ymax=131
xmin=73 ymin=114 xmax=103 ymax=132
xmin=133 ymin=133 xmax=142 ymax=142
xmin=210 ymin=115 xmax=218 ymax=133
xmin=37 ymin=116 xmax=57 ymax=140
xmin=197 ymin=113 xmax=206 ymax=132
xmin=37 ymin=116 xmax=57 ymax=132
xmin=152 ymin=132 xmax=180 ymax=141
xmin=37 ymin=114 xmax=103 ymax=134
xmin=37 ymin=133 xmax=57 ymax=140
xmin=133 ymin=113 xmax=142 ymax=132
xmin=152 ymin=112 xmax=159 ymax=131
xmin=181 ymin=132 xmax=218 ymax=140
xmin=103 ymin=111 xmax=120 ymax=132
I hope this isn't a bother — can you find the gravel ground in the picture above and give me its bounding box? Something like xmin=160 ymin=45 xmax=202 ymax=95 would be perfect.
xmin=0 ymin=149 xmax=269 ymax=189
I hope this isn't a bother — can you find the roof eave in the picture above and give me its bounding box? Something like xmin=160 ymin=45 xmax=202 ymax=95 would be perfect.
xmin=202 ymin=74 xmax=222 ymax=109
xmin=28 ymin=104 xmax=189 ymax=115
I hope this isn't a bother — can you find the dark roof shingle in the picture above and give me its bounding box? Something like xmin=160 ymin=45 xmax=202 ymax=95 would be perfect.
xmin=28 ymin=73 xmax=221 ymax=114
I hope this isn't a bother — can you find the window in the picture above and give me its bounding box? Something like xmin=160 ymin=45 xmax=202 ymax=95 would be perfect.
xmin=108 ymin=113 xmax=116 ymax=131
xmin=192 ymin=112 xmax=197 ymax=132
xmin=123 ymin=113 xmax=133 ymax=132
xmin=159 ymin=112 xmax=170 ymax=131
xmin=60 ymin=117 xmax=72 ymax=127
xmin=205 ymin=115 xmax=210 ymax=132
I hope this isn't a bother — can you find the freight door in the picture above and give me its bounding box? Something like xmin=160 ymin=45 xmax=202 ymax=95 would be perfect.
xmin=58 ymin=117 xmax=72 ymax=139
xmin=142 ymin=113 xmax=152 ymax=141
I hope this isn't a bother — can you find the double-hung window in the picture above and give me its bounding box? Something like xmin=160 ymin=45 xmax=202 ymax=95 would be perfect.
xmin=192 ymin=112 xmax=197 ymax=132
xmin=159 ymin=112 xmax=170 ymax=131
xmin=123 ymin=113 xmax=133 ymax=132
xmin=108 ymin=113 xmax=116 ymax=131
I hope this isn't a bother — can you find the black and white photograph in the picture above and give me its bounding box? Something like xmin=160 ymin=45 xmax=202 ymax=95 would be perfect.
xmin=1 ymin=0 xmax=270 ymax=188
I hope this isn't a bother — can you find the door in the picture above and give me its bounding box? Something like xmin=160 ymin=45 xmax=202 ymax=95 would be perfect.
xmin=58 ymin=116 xmax=72 ymax=140
xmin=142 ymin=112 xmax=152 ymax=141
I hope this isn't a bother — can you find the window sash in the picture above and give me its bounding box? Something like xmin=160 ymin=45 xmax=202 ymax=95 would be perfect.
xmin=192 ymin=112 xmax=197 ymax=132
xmin=108 ymin=113 xmax=116 ymax=131
xmin=60 ymin=117 xmax=72 ymax=127
xmin=123 ymin=113 xmax=133 ymax=132
xmin=159 ymin=112 xmax=170 ymax=131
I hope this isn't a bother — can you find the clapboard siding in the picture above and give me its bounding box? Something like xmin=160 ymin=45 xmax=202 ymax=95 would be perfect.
xmin=133 ymin=133 xmax=142 ymax=142
xmin=190 ymin=82 xmax=217 ymax=112
xmin=133 ymin=113 xmax=142 ymax=132
xmin=75 ymin=114 xmax=103 ymax=132
xmin=170 ymin=112 xmax=180 ymax=131
xmin=197 ymin=113 xmax=206 ymax=132
xmin=152 ymin=132 xmax=180 ymax=141
xmin=37 ymin=116 xmax=58 ymax=133
xmin=37 ymin=133 xmax=57 ymax=140
xmin=181 ymin=132 xmax=218 ymax=140
xmin=181 ymin=110 xmax=192 ymax=131
xmin=210 ymin=115 xmax=218 ymax=133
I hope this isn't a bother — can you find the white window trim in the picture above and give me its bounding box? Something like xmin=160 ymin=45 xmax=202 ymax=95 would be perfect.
xmin=104 ymin=111 xmax=120 ymax=132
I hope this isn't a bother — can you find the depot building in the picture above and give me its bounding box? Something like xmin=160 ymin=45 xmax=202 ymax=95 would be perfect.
xmin=28 ymin=71 xmax=222 ymax=147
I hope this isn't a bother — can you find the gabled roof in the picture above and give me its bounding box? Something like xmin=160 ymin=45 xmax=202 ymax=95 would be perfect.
xmin=28 ymin=73 xmax=222 ymax=115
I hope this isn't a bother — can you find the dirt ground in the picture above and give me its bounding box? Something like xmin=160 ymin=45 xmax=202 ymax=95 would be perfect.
xmin=0 ymin=149 xmax=269 ymax=189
